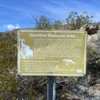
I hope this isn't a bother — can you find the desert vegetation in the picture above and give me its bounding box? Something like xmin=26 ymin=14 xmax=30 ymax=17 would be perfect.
xmin=0 ymin=12 xmax=100 ymax=100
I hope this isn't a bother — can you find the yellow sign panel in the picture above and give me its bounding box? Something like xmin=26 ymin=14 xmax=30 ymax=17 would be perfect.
xmin=17 ymin=29 xmax=87 ymax=76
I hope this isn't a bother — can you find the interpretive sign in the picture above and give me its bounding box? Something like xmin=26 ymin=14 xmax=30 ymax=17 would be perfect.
xmin=17 ymin=29 xmax=87 ymax=76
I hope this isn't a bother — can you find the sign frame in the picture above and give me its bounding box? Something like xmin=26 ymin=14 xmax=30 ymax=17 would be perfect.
xmin=17 ymin=29 xmax=87 ymax=76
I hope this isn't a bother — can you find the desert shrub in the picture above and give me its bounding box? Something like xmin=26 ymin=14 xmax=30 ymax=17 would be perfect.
xmin=0 ymin=31 xmax=100 ymax=99
xmin=87 ymin=45 xmax=100 ymax=76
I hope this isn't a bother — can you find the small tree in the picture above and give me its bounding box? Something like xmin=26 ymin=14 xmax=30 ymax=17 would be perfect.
xmin=66 ymin=11 xmax=93 ymax=29
xmin=34 ymin=15 xmax=51 ymax=29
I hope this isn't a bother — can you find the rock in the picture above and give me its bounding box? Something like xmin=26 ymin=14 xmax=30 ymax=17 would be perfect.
xmin=88 ymin=32 xmax=100 ymax=55
xmin=84 ymin=96 xmax=100 ymax=100
xmin=77 ymin=85 xmax=88 ymax=93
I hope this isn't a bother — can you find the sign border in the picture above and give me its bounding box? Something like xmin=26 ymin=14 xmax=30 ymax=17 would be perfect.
xmin=17 ymin=29 xmax=87 ymax=76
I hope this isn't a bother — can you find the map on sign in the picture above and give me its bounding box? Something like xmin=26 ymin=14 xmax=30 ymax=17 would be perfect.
xmin=17 ymin=30 xmax=87 ymax=76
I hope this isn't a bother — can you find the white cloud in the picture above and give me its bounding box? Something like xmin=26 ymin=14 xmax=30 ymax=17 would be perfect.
xmin=3 ymin=24 xmax=20 ymax=31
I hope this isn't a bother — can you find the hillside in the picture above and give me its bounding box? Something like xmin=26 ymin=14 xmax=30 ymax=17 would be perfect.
xmin=0 ymin=30 xmax=100 ymax=100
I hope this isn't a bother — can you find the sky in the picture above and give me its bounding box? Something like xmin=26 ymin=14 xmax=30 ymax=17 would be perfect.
xmin=0 ymin=0 xmax=100 ymax=32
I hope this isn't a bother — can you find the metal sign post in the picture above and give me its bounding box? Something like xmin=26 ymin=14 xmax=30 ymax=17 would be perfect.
xmin=47 ymin=76 xmax=56 ymax=100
